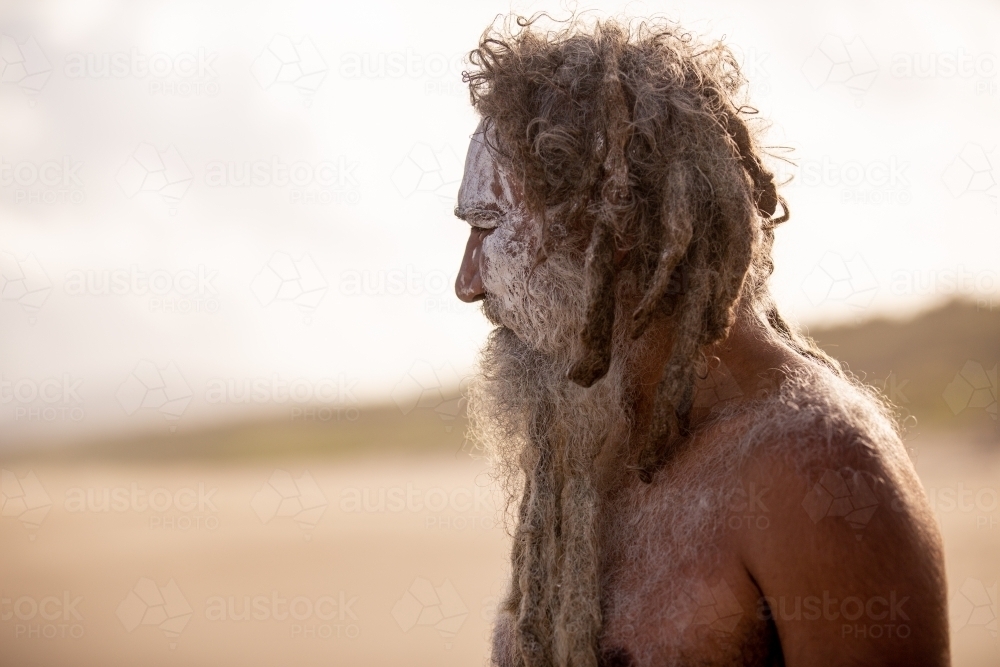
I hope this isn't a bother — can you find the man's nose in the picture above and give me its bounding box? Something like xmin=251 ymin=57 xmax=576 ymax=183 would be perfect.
xmin=455 ymin=227 xmax=492 ymax=302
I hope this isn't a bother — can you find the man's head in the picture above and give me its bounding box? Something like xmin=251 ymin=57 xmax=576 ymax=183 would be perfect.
xmin=457 ymin=13 xmax=790 ymax=467
xmin=455 ymin=14 xmax=794 ymax=667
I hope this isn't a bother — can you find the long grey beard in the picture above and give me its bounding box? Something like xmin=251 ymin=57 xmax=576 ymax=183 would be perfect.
xmin=470 ymin=319 xmax=634 ymax=667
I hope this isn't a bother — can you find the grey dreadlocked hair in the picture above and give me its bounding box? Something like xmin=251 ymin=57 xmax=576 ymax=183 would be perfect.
xmin=464 ymin=13 xmax=843 ymax=667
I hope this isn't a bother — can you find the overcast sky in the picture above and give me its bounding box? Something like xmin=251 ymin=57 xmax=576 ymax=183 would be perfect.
xmin=1 ymin=0 xmax=997 ymax=447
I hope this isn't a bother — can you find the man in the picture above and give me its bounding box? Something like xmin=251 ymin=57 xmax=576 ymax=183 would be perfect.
xmin=453 ymin=15 xmax=949 ymax=667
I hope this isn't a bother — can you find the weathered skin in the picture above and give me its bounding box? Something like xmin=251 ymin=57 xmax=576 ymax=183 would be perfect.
xmin=454 ymin=128 xmax=950 ymax=667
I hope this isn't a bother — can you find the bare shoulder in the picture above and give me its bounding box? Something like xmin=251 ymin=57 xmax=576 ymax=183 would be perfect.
xmin=732 ymin=362 xmax=950 ymax=666
xmin=734 ymin=360 xmax=934 ymax=537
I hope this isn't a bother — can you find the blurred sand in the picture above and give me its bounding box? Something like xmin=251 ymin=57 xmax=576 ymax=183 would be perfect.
xmin=1 ymin=428 xmax=998 ymax=666
xmin=1 ymin=454 xmax=510 ymax=667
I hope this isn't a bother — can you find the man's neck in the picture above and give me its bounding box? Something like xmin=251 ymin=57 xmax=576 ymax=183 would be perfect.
xmin=602 ymin=305 xmax=801 ymax=477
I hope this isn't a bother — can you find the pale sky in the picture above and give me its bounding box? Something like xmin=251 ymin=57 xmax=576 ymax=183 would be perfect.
xmin=1 ymin=0 xmax=997 ymax=447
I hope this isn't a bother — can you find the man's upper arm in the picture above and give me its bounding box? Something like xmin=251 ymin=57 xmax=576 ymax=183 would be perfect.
xmin=739 ymin=432 xmax=950 ymax=666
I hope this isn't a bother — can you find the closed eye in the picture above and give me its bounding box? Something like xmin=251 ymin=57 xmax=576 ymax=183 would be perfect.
xmin=470 ymin=220 xmax=499 ymax=233
xmin=455 ymin=206 xmax=502 ymax=230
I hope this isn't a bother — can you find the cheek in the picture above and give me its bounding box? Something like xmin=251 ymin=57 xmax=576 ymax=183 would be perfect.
xmin=481 ymin=225 xmax=526 ymax=288
xmin=479 ymin=232 xmax=502 ymax=286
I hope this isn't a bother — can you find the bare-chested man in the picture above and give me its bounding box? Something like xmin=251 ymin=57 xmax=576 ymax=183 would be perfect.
xmin=452 ymin=15 xmax=949 ymax=667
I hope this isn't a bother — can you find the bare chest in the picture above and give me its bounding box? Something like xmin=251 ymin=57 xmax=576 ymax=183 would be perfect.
xmin=596 ymin=524 xmax=778 ymax=666
xmin=593 ymin=455 xmax=780 ymax=667
xmin=493 ymin=455 xmax=782 ymax=666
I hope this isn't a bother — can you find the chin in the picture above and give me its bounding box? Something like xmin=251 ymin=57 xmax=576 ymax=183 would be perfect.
xmin=481 ymin=296 xmax=577 ymax=364
xmin=480 ymin=294 xmax=505 ymax=328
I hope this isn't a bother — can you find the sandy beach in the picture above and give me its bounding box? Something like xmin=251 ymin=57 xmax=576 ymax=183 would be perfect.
xmin=2 ymin=427 xmax=998 ymax=666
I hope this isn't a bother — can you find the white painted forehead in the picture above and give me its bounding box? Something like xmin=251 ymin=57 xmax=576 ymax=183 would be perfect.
xmin=456 ymin=122 xmax=519 ymax=217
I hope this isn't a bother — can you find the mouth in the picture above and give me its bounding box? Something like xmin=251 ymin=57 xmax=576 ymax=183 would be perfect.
xmin=480 ymin=293 xmax=505 ymax=327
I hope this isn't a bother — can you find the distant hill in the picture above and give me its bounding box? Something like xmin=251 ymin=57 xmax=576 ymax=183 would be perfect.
xmin=7 ymin=399 xmax=472 ymax=462
xmin=808 ymin=300 xmax=998 ymax=429
xmin=5 ymin=300 xmax=994 ymax=462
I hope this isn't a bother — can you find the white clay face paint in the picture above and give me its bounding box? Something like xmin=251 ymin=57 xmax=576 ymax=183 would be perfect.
xmin=456 ymin=122 xmax=518 ymax=227
xmin=457 ymin=120 xmax=588 ymax=355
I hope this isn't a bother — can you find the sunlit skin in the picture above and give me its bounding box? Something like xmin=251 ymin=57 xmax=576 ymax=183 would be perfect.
xmin=455 ymin=128 xmax=950 ymax=666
